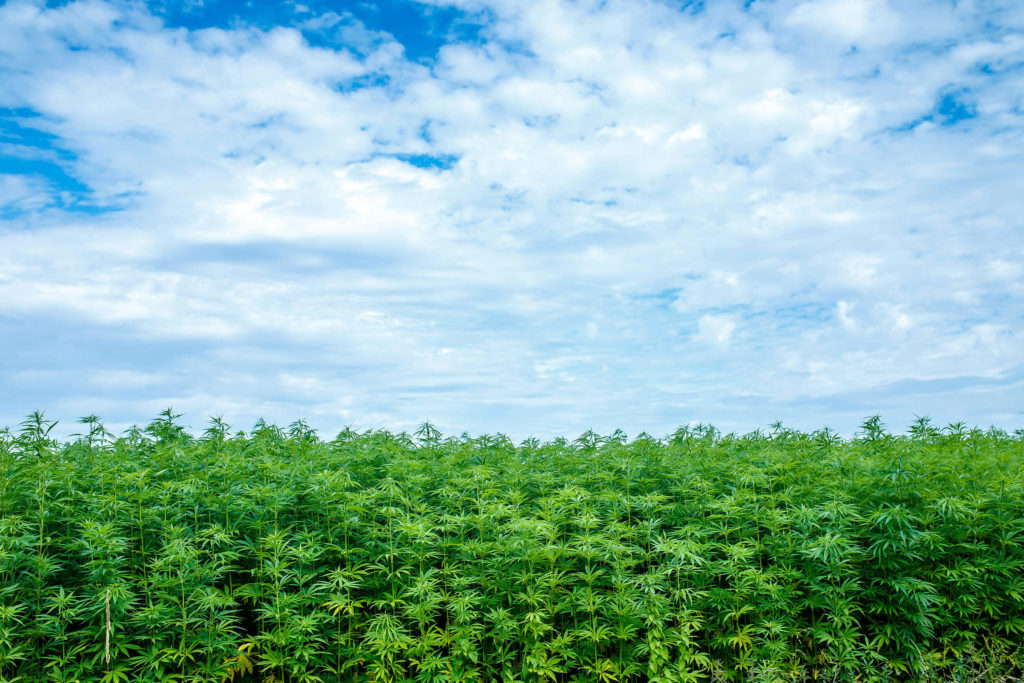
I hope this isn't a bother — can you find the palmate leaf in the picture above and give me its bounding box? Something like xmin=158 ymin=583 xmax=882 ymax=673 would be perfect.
xmin=99 ymin=663 xmax=132 ymax=683
xmin=1 ymin=413 xmax=1023 ymax=681
xmin=220 ymin=640 xmax=256 ymax=683
xmin=525 ymin=648 xmax=566 ymax=682
xmin=581 ymin=657 xmax=619 ymax=683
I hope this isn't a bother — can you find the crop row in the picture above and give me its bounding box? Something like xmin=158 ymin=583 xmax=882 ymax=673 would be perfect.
xmin=0 ymin=412 xmax=1022 ymax=682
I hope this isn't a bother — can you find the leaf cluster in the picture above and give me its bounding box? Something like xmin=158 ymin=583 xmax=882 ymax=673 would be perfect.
xmin=0 ymin=414 xmax=1021 ymax=682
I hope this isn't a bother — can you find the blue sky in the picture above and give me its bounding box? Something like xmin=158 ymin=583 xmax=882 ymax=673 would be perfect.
xmin=1 ymin=0 xmax=1023 ymax=439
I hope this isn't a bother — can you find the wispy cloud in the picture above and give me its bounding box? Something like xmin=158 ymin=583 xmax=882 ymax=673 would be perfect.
xmin=0 ymin=0 xmax=1022 ymax=438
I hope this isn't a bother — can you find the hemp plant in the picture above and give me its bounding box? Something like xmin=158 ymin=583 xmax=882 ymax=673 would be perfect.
xmin=0 ymin=411 xmax=1021 ymax=681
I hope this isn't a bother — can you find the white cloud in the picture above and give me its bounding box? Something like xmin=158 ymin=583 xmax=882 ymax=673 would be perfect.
xmin=695 ymin=314 xmax=738 ymax=349
xmin=0 ymin=174 xmax=53 ymax=213
xmin=0 ymin=0 xmax=1022 ymax=438
xmin=836 ymin=301 xmax=855 ymax=330
xmin=786 ymin=0 xmax=902 ymax=47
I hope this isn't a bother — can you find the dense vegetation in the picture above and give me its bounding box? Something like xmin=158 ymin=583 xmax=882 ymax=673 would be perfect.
xmin=1 ymin=411 xmax=1022 ymax=683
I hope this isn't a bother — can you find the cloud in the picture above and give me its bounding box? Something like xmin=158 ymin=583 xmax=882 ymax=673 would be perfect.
xmin=0 ymin=0 xmax=1022 ymax=438
xmin=695 ymin=314 xmax=738 ymax=349
xmin=786 ymin=0 xmax=902 ymax=48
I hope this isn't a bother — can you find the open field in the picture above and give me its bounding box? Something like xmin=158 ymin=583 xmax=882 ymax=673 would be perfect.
xmin=1 ymin=412 xmax=1022 ymax=682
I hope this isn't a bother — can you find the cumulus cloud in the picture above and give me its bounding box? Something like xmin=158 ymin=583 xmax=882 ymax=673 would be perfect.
xmin=0 ymin=0 xmax=1022 ymax=438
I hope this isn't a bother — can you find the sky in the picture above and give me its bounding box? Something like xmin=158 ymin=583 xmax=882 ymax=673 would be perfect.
xmin=0 ymin=0 xmax=1022 ymax=441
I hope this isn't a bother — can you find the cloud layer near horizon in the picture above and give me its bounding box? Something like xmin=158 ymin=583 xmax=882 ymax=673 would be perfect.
xmin=1 ymin=0 xmax=1022 ymax=439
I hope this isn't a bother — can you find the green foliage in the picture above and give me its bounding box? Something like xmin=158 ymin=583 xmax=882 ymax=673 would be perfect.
xmin=0 ymin=412 xmax=1022 ymax=681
